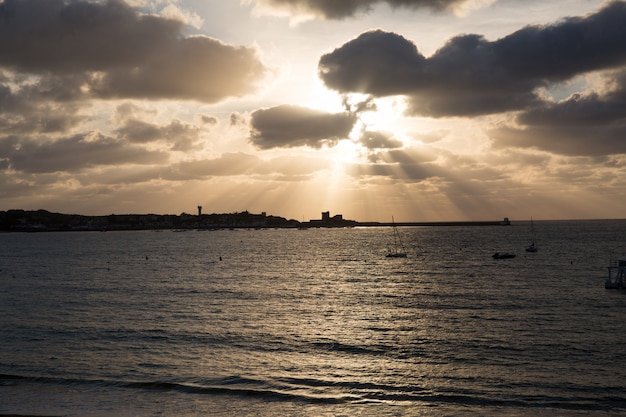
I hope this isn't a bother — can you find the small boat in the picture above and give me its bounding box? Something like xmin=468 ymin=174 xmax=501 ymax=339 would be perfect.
xmin=525 ymin=217 xmax=538 ymax=252
xmin=605 ymin=260 xmax=626 ymax=289
xmin=493 ymin=252 xmax=515 ymax=259
xmin=386 ymin=217 xmax=407 ymax=258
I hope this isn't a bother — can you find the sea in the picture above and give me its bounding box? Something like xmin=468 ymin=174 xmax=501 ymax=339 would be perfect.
xmin=1 ymin=220 xmax=626 ymax=417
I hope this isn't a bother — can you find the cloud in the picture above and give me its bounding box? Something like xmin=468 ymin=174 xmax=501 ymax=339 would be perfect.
xmin=115 ymin=119 xmax=204 ymax=152
xmin=0 ymin=74 xmax=89 ymax=135
xmin=490 ymin=118 xmax=626 ymax=157
xmin=0 ymin=0 xmax=268 ymax=102
xmin=201 ymin=115 xmax=219 ymax=126
xmin=0 ymin=132 xmax=168 ymax=173
xmin=488 ymin=70 xmax=626 ymax=156
xmin=250 ymin=0 xmax=475 ymax=20
xmin=517 ymin=78 xmax=626 ymax=128
xmin=319 ymin=2 xmax=626 ymax=117
xmin=160 ymin=3 xmax=204 ymax=28
xmin=249 ymin=105 xmax=357 ymax=149
xmin=92 ymin=36 xmax=268 ymax=102
xmin=358 ymin=130 xmax=404 ymax=149
xmin=230 ymin=112 xmax=248 ymax=127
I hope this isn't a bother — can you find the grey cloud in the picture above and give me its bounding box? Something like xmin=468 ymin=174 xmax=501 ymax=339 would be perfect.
xmin=0 ymin=133 xmax=168 ymax=173
xmin=249 ymin=105 xmax=356 ymax=149
xmin=93 ymin=36 xmax=268 ymax=102
xmin=230 ymin=113 xmax=247 ymax=126
xmin=489 ymin=70 xmax=626 ymax=156
xmin=494 ymin=4 xmax=626 ymax=81
xmin=0 ymin=105 xmax=85 ymax=136
xmin=115 ymin=119 xmax=204 ymax=152
xmin=0 ymin=108 xmax=85 ymax=135
xmin=0 ymin=0 xmax=268 ymax=103
xmin=384 ymin=147 xmax=438 ymax=164
xmin=319 ymin=30 xmax=427 ymax=96
xmin=518 ymin=92 xmax=626 ymax=128
xmin=0 ymin=75 xmax=89 ymax=135
xmin=522 ymin=93 xmax=618 ymax=128
xmin=490 ymin=124 xmax=626 ymax=156
xmin=253 ymin=0 xmax=471 ymax=19
xmin=201 ymin=115 xmax=219 ymax=126
xmin=319 ymin=2 xmax=626 ymax=117
xmin=359 ymin=131 xmax=403 ymax=149
xmin=0 ymin=0 xmax=179 ymax=73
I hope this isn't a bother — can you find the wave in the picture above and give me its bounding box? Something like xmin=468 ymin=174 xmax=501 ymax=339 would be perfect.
xmin=2 ymin=373 xmax=625 ymax=412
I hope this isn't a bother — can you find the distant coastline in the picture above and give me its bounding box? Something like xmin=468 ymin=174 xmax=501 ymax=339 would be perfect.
xmin=0 ymin=209 xmax=511 ymax=232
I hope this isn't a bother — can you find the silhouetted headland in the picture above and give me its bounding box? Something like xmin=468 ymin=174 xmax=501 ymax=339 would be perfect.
xmin=0 ymin=209 xmax=510 ymax=232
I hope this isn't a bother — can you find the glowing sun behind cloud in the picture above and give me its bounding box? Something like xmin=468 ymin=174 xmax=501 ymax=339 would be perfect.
xmin=305 ymin=78 xmax=346 ymax=113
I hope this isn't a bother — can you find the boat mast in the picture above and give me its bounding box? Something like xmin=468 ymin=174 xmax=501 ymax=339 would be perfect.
xmin=391 ymin=216 xmax=398 ymax=253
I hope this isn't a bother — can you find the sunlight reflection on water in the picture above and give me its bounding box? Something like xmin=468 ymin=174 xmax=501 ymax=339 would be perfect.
xmin=1 ymin=221 xmax=626 ymax=416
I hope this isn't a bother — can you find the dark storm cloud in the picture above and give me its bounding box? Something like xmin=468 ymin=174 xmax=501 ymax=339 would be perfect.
xmin=0 ymin=0 xmax=268 ymax=102
xmin=249 ymin=105 xmax=356 ymax=149
xmin=254 ymin=0 xmax=470 ymax=19
xmin=319 ymin=2 xmax=626 ymax=117
xmin=0 ymin=133 xmax=168 ymax=173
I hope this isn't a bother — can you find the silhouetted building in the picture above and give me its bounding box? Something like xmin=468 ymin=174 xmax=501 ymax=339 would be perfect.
xmin=307 ymin=211 xmax=352 ymax=227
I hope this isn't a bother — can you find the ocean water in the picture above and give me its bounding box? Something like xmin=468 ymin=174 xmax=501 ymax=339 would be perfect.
xmin=1 ymin=220 xmax=626 ymax=417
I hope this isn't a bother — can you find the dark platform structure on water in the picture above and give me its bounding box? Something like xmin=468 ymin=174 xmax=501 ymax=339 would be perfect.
xmin=359 ymin=218 xmax=511 ymax=227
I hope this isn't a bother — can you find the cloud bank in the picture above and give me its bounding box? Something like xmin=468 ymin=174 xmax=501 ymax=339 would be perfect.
xmin=251 ymin=0 xmax=475 ymax=19
xmin=0 ymin=0 xmax=268 ymax=102
xmin=320 ymin=2 xmax=626 ymax=116
xmin=318 ymin=1 xmax=626 ymax=156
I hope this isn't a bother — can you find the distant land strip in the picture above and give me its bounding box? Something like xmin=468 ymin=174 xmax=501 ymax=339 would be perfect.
xmin=0 ymin=209 xmax=511 ymax=232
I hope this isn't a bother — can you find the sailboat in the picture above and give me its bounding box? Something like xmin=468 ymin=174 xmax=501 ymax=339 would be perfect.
xmin=386 ymin=217 xmax=407 ymax=258
xmin=525 ymin=217 xmax=538 ymax=253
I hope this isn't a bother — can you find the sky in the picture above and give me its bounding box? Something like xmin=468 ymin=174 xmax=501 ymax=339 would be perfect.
xmin=1 ymin=0 xmax=626 ymax=222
